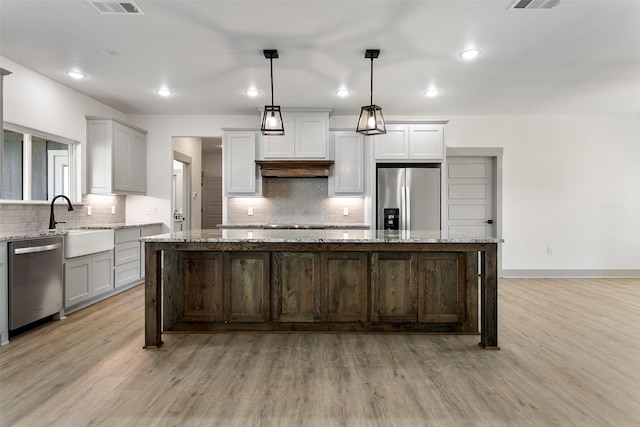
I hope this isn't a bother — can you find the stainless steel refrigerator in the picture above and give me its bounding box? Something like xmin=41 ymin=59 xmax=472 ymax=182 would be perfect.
xmin=377 ymin=164 xmax=441 ymax=230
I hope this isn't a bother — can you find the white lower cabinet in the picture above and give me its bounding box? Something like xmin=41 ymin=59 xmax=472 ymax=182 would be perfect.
xmin=64 ymin=250 xmax=114 ymax=309
xmin=114 ymin=228 xmax=142 ymax=289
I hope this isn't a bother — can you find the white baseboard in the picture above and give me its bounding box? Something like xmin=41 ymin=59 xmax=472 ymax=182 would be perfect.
xmin=501 ymin=269 xmax=640 ymax=278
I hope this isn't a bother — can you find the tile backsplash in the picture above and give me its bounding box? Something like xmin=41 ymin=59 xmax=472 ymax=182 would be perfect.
xmin=0 ymin=194 xmax=125 ymax=233
xmin=227 ymin=178 xmax=365 ymax=225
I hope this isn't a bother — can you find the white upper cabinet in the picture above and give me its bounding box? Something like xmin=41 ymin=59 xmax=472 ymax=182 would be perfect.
xmin=86 ymin=116 xmax=147 ymax=195
xmin=262 ymin=111 xmax=329 ymax=159
xmin=224 ymin=130 xmax=260 ymax=195
xmin=330 ymin=131 xmax=364 ymax=195
xmin=374 ymin=124 xmax=444 ymax=161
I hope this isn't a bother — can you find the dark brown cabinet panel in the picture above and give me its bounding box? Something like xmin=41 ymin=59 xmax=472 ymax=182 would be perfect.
xmin=272 ymin=252 xmax=321 ymax=322
xmin=224 ymin=252 xmax=270 ymax=322
xmin=322 ymin=252 xmax=368 ymax=322
xmin=418 ymin=253 xmax=466 ymax=323
xmin=183 ymin=252 xmax=224 ymax=322
xmin=371 ymin=252 xmax=418 ymax=322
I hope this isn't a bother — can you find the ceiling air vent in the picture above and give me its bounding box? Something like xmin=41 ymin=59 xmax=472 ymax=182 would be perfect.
xmin=510 ymin=0 xmax=560 ymax=10
xmin=87 ymin=1 xmax=143 ymax=15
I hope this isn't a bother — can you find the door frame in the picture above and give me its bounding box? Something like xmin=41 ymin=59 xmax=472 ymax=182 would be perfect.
xmin=173 ymin=151 xmax=192 ymax=232
xmin=446 ymin=147 xmax=503 ymax=276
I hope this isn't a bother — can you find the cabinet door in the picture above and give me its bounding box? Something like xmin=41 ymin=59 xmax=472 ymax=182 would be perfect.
xmin=374 ymin=125 xmax=408 ymax=160
xmin=127 ymin=128 xmax=147 ymax=193
xmin=332 ymin=132 xmax=364 ymax=194
xmin=418 ymin=253 xmax=466 ymax=323
xmin=224 ymin=252 xmax=270 ymax=322
xmin=113 ymin=122 xmax=132 ymax=192
xmin=64 ymin=257 xmax=91 ymax=307
xmin=87 ymin=119 xmax=113 ymax=194
xmin=91 ymin=251 xmax=114 ymax=295
xmin=322 ymin=252 xmax=368 ymax=322
xmin=224 ymin=131 xmax=258 ymax=194
xmin=182 ymin=252 xmax=224 ymax=322
xmin=263 ymin=115 xmax=295 ymax=158
xmin=371 ymin=252 xmax=418 ymax=322
xmin=294 ymin=114 xmax=327 ymax=158
xmin=409 ymin=125 xmax=444 ymax=160
xmin=272 ymin=252 xmax=321 ymax=322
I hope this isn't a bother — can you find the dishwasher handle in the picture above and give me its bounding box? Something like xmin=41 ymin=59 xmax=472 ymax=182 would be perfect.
xmin=14 ymin=242 xmax=62 ymax=255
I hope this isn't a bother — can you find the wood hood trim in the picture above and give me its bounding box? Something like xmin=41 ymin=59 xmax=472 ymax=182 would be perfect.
xmin=255 ymin=160 xmax=334 ymax=177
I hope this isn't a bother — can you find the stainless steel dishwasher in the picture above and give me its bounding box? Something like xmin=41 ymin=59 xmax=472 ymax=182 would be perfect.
xmin=8 ymin=236 xmax=63 ymax=330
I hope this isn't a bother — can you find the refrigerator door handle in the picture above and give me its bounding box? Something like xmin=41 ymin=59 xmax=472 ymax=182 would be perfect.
xmin=401 ymin=186 xmax=406 ymax=230
xmin=405 ymin=186 xmax=411 ymax=230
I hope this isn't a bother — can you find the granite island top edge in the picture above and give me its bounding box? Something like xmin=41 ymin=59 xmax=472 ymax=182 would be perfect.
xmin=141 ymin=229 xmax=503 ymax=244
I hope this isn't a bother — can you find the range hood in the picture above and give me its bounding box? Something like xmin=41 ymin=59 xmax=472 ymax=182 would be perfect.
xmin=255 ymin=160 xmax=334 ymax=177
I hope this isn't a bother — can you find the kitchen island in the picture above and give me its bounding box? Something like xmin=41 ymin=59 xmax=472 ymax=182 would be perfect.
xmin=142 ymin=229 xmax=501 ymax=349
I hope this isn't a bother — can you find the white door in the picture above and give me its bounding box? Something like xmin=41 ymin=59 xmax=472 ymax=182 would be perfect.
xmin=446 ymin=157 xmax=495 ymax=238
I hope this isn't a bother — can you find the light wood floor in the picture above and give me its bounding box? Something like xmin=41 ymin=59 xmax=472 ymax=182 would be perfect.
xmin=1 ymin=278 xmax=638 ymax=426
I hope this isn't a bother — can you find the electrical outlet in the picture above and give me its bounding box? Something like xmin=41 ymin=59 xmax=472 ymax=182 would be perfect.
xmin=343 ymin=207 xmax=349 ymax=216
xmin=248 ymin=207 xmax=253 ymax=216
xmin=87 ymin=206 xmax=92 ymax=216
xmin=146 ymin=208 xmax=156 ymax=215
xmin=547 ymin=246 xmax=553 ymax=255
xmin=111 ymin=205 xmax=115 ymax=215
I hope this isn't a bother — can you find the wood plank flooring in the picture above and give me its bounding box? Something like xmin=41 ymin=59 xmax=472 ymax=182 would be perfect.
xmin=1 ymin=278 xmax=639 ymax=426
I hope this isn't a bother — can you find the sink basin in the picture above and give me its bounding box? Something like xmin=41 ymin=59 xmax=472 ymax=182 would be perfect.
xmin=64 ymin=229 xmax=115 ymax=258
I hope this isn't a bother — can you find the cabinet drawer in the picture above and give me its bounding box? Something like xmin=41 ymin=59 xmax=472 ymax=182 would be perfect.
xmin=114 ymin=240 xmax=140 ymax=265
xmin=115 ymin=261 xmax=141 ymax=288
xmin=0 ymin=243 xmax=7 ymax=263
xmin=115 ymin=228 xmax=141 ymax=244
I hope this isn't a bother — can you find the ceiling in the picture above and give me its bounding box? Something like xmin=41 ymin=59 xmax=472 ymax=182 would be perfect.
xmin=1 ymin=0 xmax=639 ymax=117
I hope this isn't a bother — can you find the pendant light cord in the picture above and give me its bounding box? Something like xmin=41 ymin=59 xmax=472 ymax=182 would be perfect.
xmin=270 ymin=57 xmax=275 ymax=106
xmin=370 ymin=56 xmax=374 ymax=106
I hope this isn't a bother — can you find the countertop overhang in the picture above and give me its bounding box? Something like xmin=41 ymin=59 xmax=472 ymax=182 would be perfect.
xmin=141 ymin=229 xmax=503 ymax=244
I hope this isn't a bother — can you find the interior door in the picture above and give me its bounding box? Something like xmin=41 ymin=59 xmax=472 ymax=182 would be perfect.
xmin=446 ymin=157 xmax=495 ymax=237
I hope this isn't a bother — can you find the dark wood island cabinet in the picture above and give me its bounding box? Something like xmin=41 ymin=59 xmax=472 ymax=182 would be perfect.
xmin=142 ymin=229 xmax=502 ymax=349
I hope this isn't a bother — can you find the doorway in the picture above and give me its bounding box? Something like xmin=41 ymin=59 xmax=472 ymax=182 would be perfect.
xmin=201 ymin=137 xmax=223 ymax=228
xmin=172 ymin=152 xmax=192 ymax=232
xmin=446 ymin=147 xmax=503 ymax=274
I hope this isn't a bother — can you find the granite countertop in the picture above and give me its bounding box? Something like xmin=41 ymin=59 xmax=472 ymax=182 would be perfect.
xmin=0 ymin=222 xmax=164 ymax=242
xmin=79 ymin=222 xmax=164 ymax=230
xmin=142 ymin=228 xmax=503 ymax=244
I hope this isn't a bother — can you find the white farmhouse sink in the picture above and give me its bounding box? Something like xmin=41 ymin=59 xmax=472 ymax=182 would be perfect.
xmin=64 ymin=229 xmax=115 ymax=258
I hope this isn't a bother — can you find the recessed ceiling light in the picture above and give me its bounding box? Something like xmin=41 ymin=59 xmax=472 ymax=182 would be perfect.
xmin=67 ymin=71 xmax=86 ymax=79
xmin=336 ymin=89 xmax=351 ymax=97
xmin=156 ymin=88 xmax=173 ymax=97
xmin=425 ymin=89 xmax=440 ymax=97
xmin=460 ymin=49 xmax=481 ymax=60
xmin=245 ymin=89 xmax=260 ymax=97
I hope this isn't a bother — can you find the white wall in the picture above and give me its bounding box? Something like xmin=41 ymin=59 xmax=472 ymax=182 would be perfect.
xmin=124 ymin=114 xmax=258 ymax=228
xmin=444 ymin=115 xmax=640 ymax=273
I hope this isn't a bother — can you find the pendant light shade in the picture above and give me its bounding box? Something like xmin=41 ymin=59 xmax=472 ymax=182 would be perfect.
xmin=356 ymin=49 xmax=386 ymax=135
xmin=261 ymin=49 xmax=284 ymax=136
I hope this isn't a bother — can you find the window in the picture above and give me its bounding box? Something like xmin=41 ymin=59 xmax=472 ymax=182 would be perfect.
xmin=1 ymin=125 xmax=77 ymax=202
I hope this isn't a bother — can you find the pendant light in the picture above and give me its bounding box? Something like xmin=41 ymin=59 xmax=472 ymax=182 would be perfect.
xmin=261 ymin=49 xmax=284 ymax=136
xmin=356 ymin=49 xmax=386 ymax=135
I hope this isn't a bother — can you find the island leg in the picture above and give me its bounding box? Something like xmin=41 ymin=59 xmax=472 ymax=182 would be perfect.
xmin=144 ymin=243 xmax=163 ymax=349
xmin=479 ymin=244 xmax=500 ymax=350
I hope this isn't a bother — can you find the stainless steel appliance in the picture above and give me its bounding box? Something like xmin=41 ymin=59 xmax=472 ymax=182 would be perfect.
xmin=8 ymin=236 xmax=63 ymax=330
xmin=377 ymin=164 xmax=441 ymax=230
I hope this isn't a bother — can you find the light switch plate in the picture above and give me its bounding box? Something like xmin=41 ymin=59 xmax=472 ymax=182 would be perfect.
xmin=343 ymin=207 xmax=349 ymax=216
xmin=87 ymin=206 xmax=92 ymax=216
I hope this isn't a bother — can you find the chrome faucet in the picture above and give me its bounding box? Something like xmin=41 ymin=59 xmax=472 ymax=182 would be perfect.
xmin=49 ymin=195 xmax=74 ymax=229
